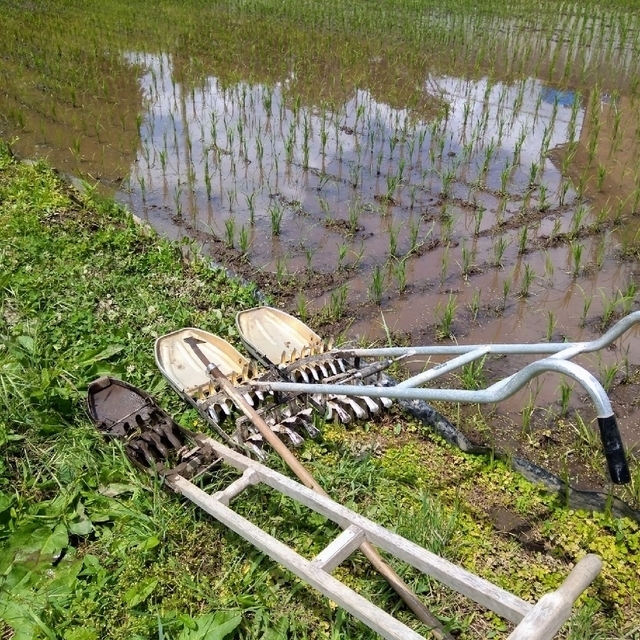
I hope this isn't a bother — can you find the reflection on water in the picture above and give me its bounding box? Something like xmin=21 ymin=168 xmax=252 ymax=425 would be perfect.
xmin=124 ymin=52 xmax=590 ymax=257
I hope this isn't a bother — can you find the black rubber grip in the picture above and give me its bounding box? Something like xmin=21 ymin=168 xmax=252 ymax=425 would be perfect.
xmin=598 ymin=415 xmax=631 ymax=485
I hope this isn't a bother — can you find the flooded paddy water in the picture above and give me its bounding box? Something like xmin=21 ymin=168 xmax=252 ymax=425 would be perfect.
xmin=3 ymin=0 xmax=640 ymax=494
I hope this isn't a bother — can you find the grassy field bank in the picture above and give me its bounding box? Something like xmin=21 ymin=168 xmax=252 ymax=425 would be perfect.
xmin=1 ymin=143 xmax=640 ymax=639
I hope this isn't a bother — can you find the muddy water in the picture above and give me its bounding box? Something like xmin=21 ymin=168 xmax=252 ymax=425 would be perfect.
xmin=2 ymin=3 xmax=640 ymax=455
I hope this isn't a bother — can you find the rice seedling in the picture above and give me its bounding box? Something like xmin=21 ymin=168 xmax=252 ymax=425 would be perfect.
xmin=296 ymin=290 xmax=309 ymax=322
xmin=579 ymin=288 xmax=593 ymax=327
xmin=570 ymin=204 xmax=588 ymax=239
xmin=408 ymin=216 xmax=421 ymax=254
xmin=550 ymin=217 xmax=562 ymax=244
xmin=327 ymin=283 xmax=349 ymax=320
xmin=459 ymin=356 xmax=486 ymax=390
xmin=440 ymin=167 xmax=456 ymax=198
xmin=224 ymin=215 xmax=236 ymax=248
xmin=275 ymin=255 xmax=288 ymax=284
xmin=521 ymin=394 xmax=535 ymax=433
xmin=570 ymin=241 xmax=584 ymax=277
xmin=558 ymin=380 xmax=573 ymax=417
xmin=246 ymin=192 xmax=256 ymax=225
xmin=599 ymin=361 xmax=620 ymax=393
xmin=518 ymin=263 xmax=535 ymax=298
xmin=348 ymin=201 xmax=361 ymax=234
xmin=468 ymin=289 xmax=481 ymax=321
xmin=528 ymin=161 xmax=540 ymax=187
xmin=368 ymin=265 xmax=385 ymax=305
xmin=393 ymin=257 xmax=408 ymax=293
xmin=600 ymin=290 xmax=618 ymax=331
xmin=304 ymin=247 xmax=315 ymax=273
xmin=501 ymin=275 xmax=512 ymax=312
xmin=269 ymin=203 xmax=284 ymax=236
xmin=617 ymin=283 xmax=637 ymax=318
xmin=596 ymin=163 xmax=607 ymax=192
xmin=558 ymin=179 xmax=571 ymax=206
xmin=440 ymin=207 xmax=455 ymax=244
xmin=538 ymin=185 xmax=549 ymax=212
xmin=238 ymin=224 xmax=250 ymax=258
xmin=350 ymin=241 xmax=366 ymax=270
xmin=571 ymin=413 xmax=600 ymax=455
xmin=459 ymin=240 xmax=476 ymax=279
xmin=388 ymin=218 xmax=402 ymax=258
xmin=492 ymin=236 xmax=509 ymax=268
xmin=336 ymin=242 xmax=348 ymax=271
xmin=173 ymin=184 xmax=183 ymax=219
xmin=517 ymin=226 xmax=528 ymax=255
xmin=473 ymin=206 xmax=485 ymax=236
xmin=546 ymin=310 xmax=556 ymax=341
xmin=435 ymin=293 xmax=458 ymax=340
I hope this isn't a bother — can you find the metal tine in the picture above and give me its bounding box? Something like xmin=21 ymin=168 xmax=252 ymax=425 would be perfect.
xmin=290 ymin=348 xmax=298 ymax=362
xmin=140 ymin=432 xmax=169 ymax=458
xmin=327 ymin=400 xmax=351 ymax=424
xmin=324 ymin=402 xmax=334 ymax=422
xmin=280 ymin=350 xmax=287 ymax=365
xmin=358 ymin=394 xmax=382 ymax=414
xmin=338 ymin=396 xmax=367 ymax=420
xmin=207 ymin=405 xmax=222 ymax=424
xmin=241 ymin=363 xmax=249 ymax=381
xmin=380 ymin=396 xmax=394 ymax=408
xmin=318 ymin=361 xmax=330 ymax=378
xmin=276 ymin=424 xmax=305 ymax=448
xmin=150 ymin=423 xmax=183 ymax=449
xmin=279 ymin=416 xmax=312 ymax=438
xmin=243 ymin=437 xmax=269 ymax=462
xmin=299 ymin=419 xmax=321 ymax=439
xmin=347 ymin=395 xmax=375 ymax=416
xmin=328 ymin=360 xmax=339 ymax=376
xmin=129 ymin=440 xmax=157 ymax=468
xmin=309 ymin=365 xmax=321 ymax=381
xmin=327 ymin=337 xmax=334 ymax=351
xmin=296 ymin=367 xmax=310 ymax=383
xmin=242 ymin=392 xmax=255 ymax=407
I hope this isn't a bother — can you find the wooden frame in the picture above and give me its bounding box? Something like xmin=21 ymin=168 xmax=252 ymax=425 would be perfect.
xmin=175 ymin=436 xmax=601 ymax=640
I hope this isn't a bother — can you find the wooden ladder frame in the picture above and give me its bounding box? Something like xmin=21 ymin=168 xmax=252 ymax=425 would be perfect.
xmin=173 ymin=436 xmax=601 ymax=640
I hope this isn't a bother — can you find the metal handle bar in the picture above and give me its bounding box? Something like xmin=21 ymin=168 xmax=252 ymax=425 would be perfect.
xmin=252 ymin=357 xmax=630 ymax=484
xmin=332 ymin=311 xmax=640 ymax=359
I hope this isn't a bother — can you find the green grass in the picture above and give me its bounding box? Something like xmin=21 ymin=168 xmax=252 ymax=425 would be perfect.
xmin=2 ymin=145 xmax=640 ymax=639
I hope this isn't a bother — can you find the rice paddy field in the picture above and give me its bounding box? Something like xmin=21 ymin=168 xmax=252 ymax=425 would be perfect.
xmin=4 ymin=2 xmax=640 ymax=435
xmin=3 ymin=1 xmax=640 ymax=637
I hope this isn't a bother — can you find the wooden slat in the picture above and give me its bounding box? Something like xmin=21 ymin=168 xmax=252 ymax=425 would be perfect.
xmin=213 ymin=468 xmax=259 ymax=505
xmin=173 ymin=476 xmax=425 ymax=640
xmin=311 ymin=525 xmax=366 ymax=573
xmin=199 ymin=436 xmax=533 ymax=624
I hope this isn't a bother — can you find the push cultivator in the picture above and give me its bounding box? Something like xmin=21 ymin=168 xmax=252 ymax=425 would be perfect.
xmin=152 ymin=307 xmax=639 ymax=485
xmin=87 ymin=376 xmax=604 ymax=640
